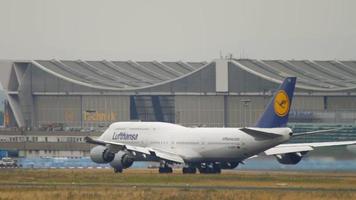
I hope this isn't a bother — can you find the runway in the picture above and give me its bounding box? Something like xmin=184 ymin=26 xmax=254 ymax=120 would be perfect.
xmin=1 ymin=182 xmax=356 ymax=192
xmin=1 ymin=169 xmax=356 ymax=200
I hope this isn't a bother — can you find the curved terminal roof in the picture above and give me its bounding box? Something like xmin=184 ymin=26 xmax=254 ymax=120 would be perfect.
xmin=232 ymin=59 xmax=356 ymax=92
xmin=32 ymin=60 xmax=207 ymax=91
xmin=31 ymin=59 xmax=356 ymax=92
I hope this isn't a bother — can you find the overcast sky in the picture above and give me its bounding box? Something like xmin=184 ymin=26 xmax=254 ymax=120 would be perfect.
xmin=0 ymin=0 xmax=355 ymax=61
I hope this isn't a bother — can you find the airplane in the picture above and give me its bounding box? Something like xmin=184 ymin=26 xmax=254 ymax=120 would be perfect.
xmin=85 ymin=77 xmax=356 ymax=173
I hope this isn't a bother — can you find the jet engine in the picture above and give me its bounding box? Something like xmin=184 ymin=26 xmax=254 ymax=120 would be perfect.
xmin=109 ymin=151 xmax=134 ymax=170
xmin=275 ymin=152 xmax=307 ymax=165
xmin=90 ymin=146 xmax=115 ymax=163
xmin=220 ymin=162 xmax=239 ymax=169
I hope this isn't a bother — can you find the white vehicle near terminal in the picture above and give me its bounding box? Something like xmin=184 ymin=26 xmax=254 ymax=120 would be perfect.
xmin=86 ymin=77 xmax=356 ymax=173
xmin=0 ymin=157 xmax=17 ymax=167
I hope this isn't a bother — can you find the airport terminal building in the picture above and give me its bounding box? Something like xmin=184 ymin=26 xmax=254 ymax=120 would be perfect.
xmin=1 ymin=58 xmax=356 ymax=130
xmin=1 ymin=58 xmax=356 ymax=158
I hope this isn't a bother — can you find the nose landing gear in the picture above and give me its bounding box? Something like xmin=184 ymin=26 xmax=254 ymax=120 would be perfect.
xmin=114 ymin=167 xmax=123 ymax=173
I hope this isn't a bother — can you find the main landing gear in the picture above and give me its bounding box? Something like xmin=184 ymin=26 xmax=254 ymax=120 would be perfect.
xmin=182 ymin=166 xmax=197 ymax=174
xmin=182 ymin=163 xmax=221 ymax=174
xmin=158 ymin=162 xmax=222 ymax=174
xmin=159 ymin=166 xmax=173 ymax=173
xmin=198 ymin=163 xmax=221 ymax=174
xmin=158 ymin=162 xmax=173 ymax=173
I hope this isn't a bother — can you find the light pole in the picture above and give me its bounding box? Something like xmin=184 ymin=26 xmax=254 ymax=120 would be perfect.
xmin=0 ymin=100 xmax=4 ymax=127
xmin=240 ymin=99 xmax=251 ymax=127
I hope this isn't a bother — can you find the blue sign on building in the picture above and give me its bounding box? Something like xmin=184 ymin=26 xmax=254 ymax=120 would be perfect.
xmin=0 ymin=150 xmax=8 ymax=159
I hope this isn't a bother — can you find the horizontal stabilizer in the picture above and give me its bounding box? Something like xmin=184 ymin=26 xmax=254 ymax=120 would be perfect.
xmin=240 ymin=128 xmax=282 ymax=140
xmin=292 ymin=128 xmax=342 ymax=137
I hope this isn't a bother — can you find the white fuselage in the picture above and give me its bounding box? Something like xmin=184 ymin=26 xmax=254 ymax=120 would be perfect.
xmin=99 ymin=121 xmax=292 ymax=163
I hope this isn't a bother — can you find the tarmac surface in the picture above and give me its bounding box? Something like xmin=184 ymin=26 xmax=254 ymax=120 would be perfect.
xmin=1 ymin=169 xmax=356 ymax=199
xmin=1 ymin=181 xmax=356 ymax=192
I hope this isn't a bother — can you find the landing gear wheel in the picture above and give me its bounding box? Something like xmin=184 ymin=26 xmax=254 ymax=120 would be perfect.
xmin=199 ymin=163 xmax=221 ymax=174
xmin=182 ymin=167 xmax=197 ymax=174
xmin=159 ymin=167 xmax=173 ymax=173
xmin=114 ymin=168 xmax=123 ymax=173
xmin=214 ymin=167 xmax=221 ymax=174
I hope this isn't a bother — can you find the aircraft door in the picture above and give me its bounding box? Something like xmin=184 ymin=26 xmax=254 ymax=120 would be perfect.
xmin=200 ymin=137 xmax=206 ymax=150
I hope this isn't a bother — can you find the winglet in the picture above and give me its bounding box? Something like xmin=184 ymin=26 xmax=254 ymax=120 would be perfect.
xmin=255 ymin=77 xmax=296 ymax=128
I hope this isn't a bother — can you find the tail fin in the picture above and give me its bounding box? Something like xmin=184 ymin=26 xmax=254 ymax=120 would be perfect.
xmin=255 ymin=77 xmax=296 ymax=128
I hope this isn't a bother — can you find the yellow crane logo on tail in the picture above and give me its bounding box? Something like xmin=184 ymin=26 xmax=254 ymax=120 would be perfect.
xmin=274 ymin=90 xmax=290 ymax=117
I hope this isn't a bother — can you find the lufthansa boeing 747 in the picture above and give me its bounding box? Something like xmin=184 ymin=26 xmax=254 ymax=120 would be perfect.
xmin=86 ymin=77 xmax=356 ymax=173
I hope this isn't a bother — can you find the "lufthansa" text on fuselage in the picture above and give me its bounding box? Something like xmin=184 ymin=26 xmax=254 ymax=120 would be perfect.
xmin=112 ymin=132 xmax=138 ymax=140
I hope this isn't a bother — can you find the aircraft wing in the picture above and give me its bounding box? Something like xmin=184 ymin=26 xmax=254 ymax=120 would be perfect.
xmin=150 ymin=147 xmax=185 ymax=163
xmin=85 ymin=136 xmax=185 ymax=164
xmin=264 ymin=141 xmax=356 ymax=156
